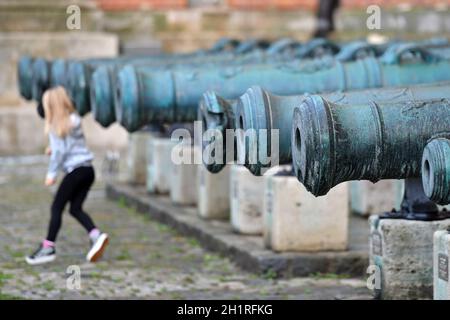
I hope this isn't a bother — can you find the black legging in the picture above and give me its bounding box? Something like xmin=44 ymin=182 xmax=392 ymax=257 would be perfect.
xmin=46 ymin=166 xmax=96 ymax=242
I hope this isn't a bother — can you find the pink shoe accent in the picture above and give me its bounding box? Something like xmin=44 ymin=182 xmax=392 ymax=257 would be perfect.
xmin=89 ymin=228 xmax=100 ymax=239
xmin=43 ymin=239 xmax=55 ymax=248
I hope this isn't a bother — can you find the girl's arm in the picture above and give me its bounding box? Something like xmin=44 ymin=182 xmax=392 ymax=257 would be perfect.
xmin=46 ymin=132 xmax=67 ymax=181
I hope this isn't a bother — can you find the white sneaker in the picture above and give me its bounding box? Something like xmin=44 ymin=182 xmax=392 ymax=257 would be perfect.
xmin=86 ymin=233 xmax=109 ymax=262
xmin=26 ymin=245 xmax=56 ymax=265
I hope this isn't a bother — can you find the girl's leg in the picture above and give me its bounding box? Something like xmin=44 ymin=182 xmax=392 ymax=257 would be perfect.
xmin=68 ymin=166 xmax=96 ymax=232
xmin=46 ymin=172 xmax=77 ymax=242
xmin=68 ymin=166 xmax=109 ymax=262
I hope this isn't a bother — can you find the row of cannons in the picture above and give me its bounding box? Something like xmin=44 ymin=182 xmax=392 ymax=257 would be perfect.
xmin=18 ymin=36 xmax=450 ymax=299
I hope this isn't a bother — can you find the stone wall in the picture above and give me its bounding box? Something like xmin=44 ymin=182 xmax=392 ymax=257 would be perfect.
xmin=1 ymin=1 xmax=449 ymax=54
xmin=98 ymin=3 xmax=450 ymax=52
xmin=0 ymin=1 xmax=125 ymax=155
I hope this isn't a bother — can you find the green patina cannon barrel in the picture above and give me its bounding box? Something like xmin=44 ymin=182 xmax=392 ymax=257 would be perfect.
xmin=23 ymin=37 xmax=245 ymax=112
xmin=70 ymin=38 xmax=286 ymax=119
xmin=117 ymin=43 xmax=450 ymax=133
xmin=116 ymin=40 xmax=390 ymax=132
xmin=17 ymin=56 xmax=35 ymax=100
xmin=199 ymin=43 xmax=450 ymax=175
xmin=18 ymin=37 xmax=448 ymax=104
xmin=291 ymin=93 xmax=450 ymax=197
xmin=197 ymin=40 xmax=384 ymax=143
xmin=92 ymin=37 xmax=342 ymax=128
xmin=196 ymin=40 xmax=363 ymax=173
xmin=91 ymin=38 xmax=309 ymax=128
xmin=197 ymin=41 xmax=443 ymax=174
xmin=50 ymin=58 xmax=70 ymax=88
xmin=237 ymin=82 xmax=450 ymax=175
xmin=30 ymin=57 xmax=52 ymax=103
xmin=422 ymin=137 xmax=450 ymax=205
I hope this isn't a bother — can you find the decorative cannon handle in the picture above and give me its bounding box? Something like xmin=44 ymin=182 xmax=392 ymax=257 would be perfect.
xmin=208 ymin=37 xmax=241 ymax=53
xmin=422 ymin=137 xmax=450 ymax=205
xmin=295 ymin=38 xmax=340 ymax=59
xmin=380 ymin=43 xmax=441 ymax=65
xmin=202 ymin=90 xmax=232 ymax=114
xmin=336 ymin=41 xmax=378 ymax=62
xmin=265 ymin=38 xmax=300 ymax=55
xmin=233 ymin=38 xmax=271 ymax=55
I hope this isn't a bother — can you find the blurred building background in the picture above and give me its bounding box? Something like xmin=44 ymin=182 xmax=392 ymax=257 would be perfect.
xmin=0 ymin=0 xmax=449 ymax=154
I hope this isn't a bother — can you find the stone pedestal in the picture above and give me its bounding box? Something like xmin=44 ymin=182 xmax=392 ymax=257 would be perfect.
xmin=146 ymin=137 xmax=177 ymax=194
xmin=170 ymin=144 xmax=199 ymax=206
xmin=350 ymin=180 xmax=403 ymax=216
xmin=126 ymin=131 xmax=150 ymax=185
xmin=198 ymin=165 xmax=230 ymax=220
xmin=230 ymin=165 xmax=265 ymax=235
xmin=369 ymin=216 xmax=450 ymax=299
xmin=434 ymin=229 xmax=450 ymax=300
xmin=263 ymin=176 xmax=349 ymax=252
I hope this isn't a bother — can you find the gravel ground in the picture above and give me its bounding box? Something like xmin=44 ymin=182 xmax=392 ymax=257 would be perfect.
xmin=0 ymin=155 xmax=372 ymax=300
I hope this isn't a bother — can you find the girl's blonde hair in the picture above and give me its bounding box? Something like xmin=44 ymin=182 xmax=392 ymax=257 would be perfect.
xmin=43 ymin=86 xmax=76 ymax=138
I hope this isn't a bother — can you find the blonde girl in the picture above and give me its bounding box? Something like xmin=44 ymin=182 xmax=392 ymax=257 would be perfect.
xmin=26 ymin=86 xmax=109 ymax=265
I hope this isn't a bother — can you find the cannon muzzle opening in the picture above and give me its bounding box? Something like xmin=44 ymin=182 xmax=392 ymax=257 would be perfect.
xmin=292 ymin=95 xmax=334 ymax=196
xmin=235 ymin=86 xmax=274 ymax=176
xmin=198 ymin=91 xmax=236 ymax=173
xmin=422 ymin=137 xmax=450 ymax=205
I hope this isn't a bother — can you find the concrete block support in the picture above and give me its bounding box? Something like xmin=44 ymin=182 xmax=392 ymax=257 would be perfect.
xmin=230 ymin=165 xmax=265 ymax=235
xmin=263 ymin=175 xmax=349 ymax=252
xmin=434 ymin=229 xmax=450 ymax=300
xmin=369 ymin=216 xmax=450 ymax=299
xmin=197 ymin=165 xmax=230 ymax=220
xmin=126 ymin=131 xmax=150 ymax=185
xmin=146 ymin=137 xmax=177 ymax=194
xmin=170 ymin=144 xmax=200 ymax=206
xmin=350 ymin=180 xmax=403 ymax=216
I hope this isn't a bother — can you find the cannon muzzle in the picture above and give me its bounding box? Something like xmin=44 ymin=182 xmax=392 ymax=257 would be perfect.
xmin=292 ymin=95 xmax=450 ymax=196
xmin=422 ymin=137 xmax=450 ymax=205
xmin=198 ymin=91 xmax=238 ymax=173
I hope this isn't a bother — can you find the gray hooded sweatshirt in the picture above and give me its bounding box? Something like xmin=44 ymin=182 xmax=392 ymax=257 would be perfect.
xmin=46 ymin=113 xmax=93 ymax=180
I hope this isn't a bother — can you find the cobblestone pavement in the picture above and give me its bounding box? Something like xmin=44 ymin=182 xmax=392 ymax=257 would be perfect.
xmin=0 ymin=155 xmax=372 ymax=300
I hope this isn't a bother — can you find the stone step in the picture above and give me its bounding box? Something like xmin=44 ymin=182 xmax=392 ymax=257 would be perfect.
xmin=106 ymin=182 xmax=369 ymax=278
